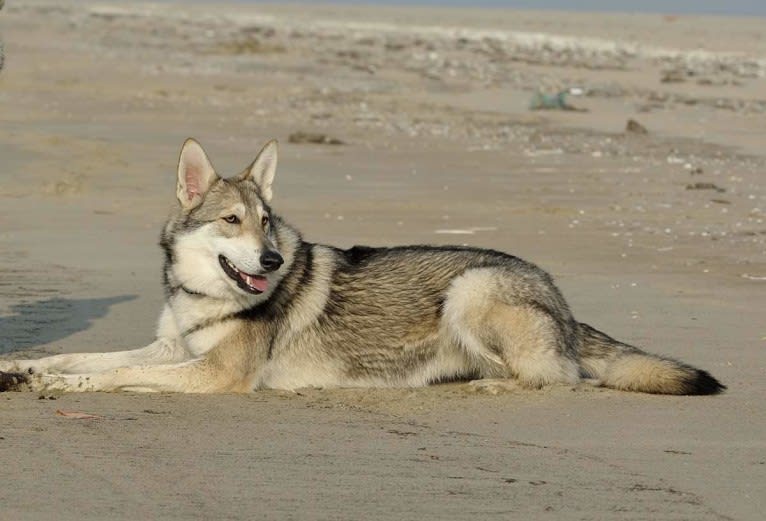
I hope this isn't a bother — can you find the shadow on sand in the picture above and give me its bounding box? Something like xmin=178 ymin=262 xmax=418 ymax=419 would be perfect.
xmin=0 ymin=295 xmax=136 ymax=354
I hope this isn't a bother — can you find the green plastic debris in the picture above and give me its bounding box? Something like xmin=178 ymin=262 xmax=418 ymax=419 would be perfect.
xmin=529 ymin=89 xmax=586 ymax=112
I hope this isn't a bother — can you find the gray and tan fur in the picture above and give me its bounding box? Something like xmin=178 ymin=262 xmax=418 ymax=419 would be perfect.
xmin=0 ymin=139 xmax=724 ymax=395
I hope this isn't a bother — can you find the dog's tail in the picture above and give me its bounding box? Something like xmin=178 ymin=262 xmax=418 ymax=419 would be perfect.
xmin=577 ymin=322 xmax=725 ymax=395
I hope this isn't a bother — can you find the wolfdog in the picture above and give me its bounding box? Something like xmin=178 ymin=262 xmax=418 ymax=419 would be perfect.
xmin=0 ymin=139 xmax=724 ymax=394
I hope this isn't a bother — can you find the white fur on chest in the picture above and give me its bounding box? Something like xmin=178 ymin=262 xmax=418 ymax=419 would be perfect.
xmin=183 ymin=321 xmax=238 ymax=357
xmin=169 ymin=293 xmax=243 ymax=357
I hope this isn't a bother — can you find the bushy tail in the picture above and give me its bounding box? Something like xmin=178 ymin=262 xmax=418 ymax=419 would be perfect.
xmin=577 ymin=323 xmax=725 ymax=395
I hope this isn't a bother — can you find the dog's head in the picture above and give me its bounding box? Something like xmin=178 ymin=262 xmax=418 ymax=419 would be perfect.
xmin=162 ymin=139 xmax=298 ymax=302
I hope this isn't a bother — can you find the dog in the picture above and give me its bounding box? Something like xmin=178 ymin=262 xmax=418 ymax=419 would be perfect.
xmin=0 ymin=139 xmax=725 ymax=394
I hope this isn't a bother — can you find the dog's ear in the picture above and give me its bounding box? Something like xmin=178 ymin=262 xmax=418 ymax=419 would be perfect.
xmin=176 ymin=138 xmax=218 ymax=210
xmin=241 ymin=140 xmax=278 ymax=202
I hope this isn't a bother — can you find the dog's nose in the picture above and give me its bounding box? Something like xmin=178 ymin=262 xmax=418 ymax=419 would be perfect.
xmin=260 ymin=250 xmax=284 ymax=272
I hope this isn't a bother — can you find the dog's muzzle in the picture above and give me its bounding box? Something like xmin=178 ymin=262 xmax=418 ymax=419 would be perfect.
xmin=219 ymin=255 xmax=269 ymax=294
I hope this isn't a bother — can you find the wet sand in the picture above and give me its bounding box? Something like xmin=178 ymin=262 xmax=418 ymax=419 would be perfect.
xmin=0 ymin=1 xmax=764 ymax=519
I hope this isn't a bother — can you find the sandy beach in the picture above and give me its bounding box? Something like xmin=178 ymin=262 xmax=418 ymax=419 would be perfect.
xmin=1 ymin=1 xmax=764 ymax=519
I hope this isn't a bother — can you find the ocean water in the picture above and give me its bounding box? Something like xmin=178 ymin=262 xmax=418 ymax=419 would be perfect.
xmin=235 ymin=0 xmax=766 ymax=17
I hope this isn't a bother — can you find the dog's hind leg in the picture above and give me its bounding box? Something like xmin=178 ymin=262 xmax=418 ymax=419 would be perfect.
xmin=480 ymin=303 xmax=579 ymax=389
xmin=444 ymin=268 xmax=580 ymax=390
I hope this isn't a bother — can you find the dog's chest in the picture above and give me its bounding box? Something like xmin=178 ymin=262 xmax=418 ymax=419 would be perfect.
xmin=170 ymin=295 xmax=241 ymax=357
xmin=183 ymin=321 xmax=238 ymax=357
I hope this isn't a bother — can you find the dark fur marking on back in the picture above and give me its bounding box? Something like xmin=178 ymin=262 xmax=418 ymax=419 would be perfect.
xmin=342 ymin=245 xmax=378 ymax=265
xmin=341 ymin=244 xmax=520 ymax=268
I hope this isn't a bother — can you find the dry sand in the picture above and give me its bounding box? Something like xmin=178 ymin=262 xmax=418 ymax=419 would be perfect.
xmin=0 ymin=1 xmax=765 ymax=519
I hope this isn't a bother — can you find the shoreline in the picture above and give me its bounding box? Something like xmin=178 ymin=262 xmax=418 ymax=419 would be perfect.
xmin=9 ymin=0 xmax=764 ymax=159
xmin=140 ymin=0 xmax=766 ymax=20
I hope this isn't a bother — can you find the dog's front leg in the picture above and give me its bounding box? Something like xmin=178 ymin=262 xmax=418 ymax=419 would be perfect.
xmin=0 ymin=337 xmax=186 ymax=375
xmin=0 ymin=305 xmax=186 ymax=374
xmin=14 ymin=358 xmax=248 ymax=394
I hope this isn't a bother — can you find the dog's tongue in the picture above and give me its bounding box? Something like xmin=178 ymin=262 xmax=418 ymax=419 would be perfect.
xmin=244 ymin=273 xmax=268 ymax=292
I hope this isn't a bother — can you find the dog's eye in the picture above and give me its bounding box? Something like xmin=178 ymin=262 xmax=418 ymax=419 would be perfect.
xmin=223 ymin=215 xmax=240 ymax=224
xmin=261 ymin=215 xmax=270 ymax=228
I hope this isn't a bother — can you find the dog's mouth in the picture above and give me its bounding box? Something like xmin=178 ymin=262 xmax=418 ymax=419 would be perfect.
xmin=218 ymin=255 xmax=268 ymax=294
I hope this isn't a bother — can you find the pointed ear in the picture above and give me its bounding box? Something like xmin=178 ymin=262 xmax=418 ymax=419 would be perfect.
xmin=176 ymin=138 xmax=218 ymax=210
xmin=241 ymin=139 xmax=278 ymax=202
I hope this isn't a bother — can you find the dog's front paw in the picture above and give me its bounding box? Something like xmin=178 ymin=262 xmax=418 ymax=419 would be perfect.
xmin=0 ymin=360 xmax=20 ymax=373
xmin=0 ymin=371 xmax=30 ymax=392
xmin=23 ymin=373 xmax=96 ymax=393
xmin=0 ymin=361 xmax=40 ymax=375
